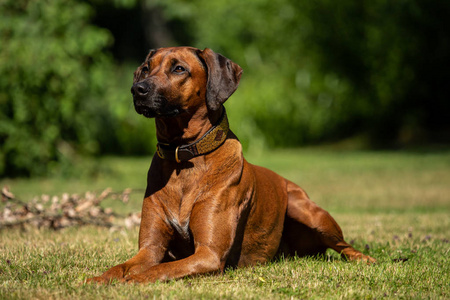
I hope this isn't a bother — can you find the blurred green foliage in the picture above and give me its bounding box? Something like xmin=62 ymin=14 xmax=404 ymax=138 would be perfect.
xmin=0 ymin=0 xmax=111 ymax=176
xmin=153 ymin=0 xmax=450 ymax=148
xmin=0 ymin=0 xmax=156 ymax=177
xmin=1 ymin=0 xmax=449 ymax=177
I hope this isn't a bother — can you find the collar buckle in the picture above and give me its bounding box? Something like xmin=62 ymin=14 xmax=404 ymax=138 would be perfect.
xmin=174 ymin=146 xmax=181 ymax=163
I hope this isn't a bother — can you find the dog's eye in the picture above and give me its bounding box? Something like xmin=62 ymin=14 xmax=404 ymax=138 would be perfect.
xmin=142 ymin=66 xmax=149 ymax=74
xmin=173 ymin=66 xmax=186 ymax=73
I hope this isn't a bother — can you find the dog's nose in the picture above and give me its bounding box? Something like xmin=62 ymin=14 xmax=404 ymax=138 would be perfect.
xmin=131 ymin=82 xmax=150 ymax=97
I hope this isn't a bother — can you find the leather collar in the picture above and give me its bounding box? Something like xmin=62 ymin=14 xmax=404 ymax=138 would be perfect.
xmin=156 ymin=109 xmax=229 ymax=163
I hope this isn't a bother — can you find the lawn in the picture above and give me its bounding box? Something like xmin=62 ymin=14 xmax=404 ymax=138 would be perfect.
xmin=1 ymin=148 xmax=449 ymax=299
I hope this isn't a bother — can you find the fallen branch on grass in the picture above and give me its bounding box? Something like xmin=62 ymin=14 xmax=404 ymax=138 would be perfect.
xmin=1 ymin=186 xmax=142 ymax=230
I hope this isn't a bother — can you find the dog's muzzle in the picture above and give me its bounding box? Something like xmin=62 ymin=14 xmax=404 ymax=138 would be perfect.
xmin=131 ymin=81 xmax=182 ymax=118
xmin=131 ymin=81 xmax=151 ymax=99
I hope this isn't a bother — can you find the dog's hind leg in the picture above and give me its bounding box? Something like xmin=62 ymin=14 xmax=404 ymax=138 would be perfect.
xmin=281 ymin=180 xmax=376 ymax=263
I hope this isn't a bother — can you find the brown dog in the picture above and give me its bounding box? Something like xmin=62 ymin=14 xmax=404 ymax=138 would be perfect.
xmin=87 ymin=47 xmax=375 ymax=284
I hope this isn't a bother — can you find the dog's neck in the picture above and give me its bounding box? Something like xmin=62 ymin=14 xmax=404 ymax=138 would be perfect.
xmin=155 ymin=106 xmax=223 ymax=146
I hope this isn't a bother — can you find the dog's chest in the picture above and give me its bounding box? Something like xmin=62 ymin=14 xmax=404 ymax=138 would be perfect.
xmin=150 ymin=160 xmax=214 ymax=249
xmin=162 ymin=166 xmax=207 ymax=238
xmin=168 ymin=217 xmax=191 ymax=240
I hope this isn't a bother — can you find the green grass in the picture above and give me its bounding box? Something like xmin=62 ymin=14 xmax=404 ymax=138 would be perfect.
xmin=1 ymin=149 xmax=450 ymax=299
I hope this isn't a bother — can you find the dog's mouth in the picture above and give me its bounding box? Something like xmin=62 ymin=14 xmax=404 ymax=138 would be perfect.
xmin=135 ymin=105 xmax=157 ymax=118
xmin=134 ymin=101 xmax=183 ymax=118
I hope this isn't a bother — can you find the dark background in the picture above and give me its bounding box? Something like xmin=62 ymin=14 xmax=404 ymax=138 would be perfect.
xmin=1 ymin=0 xmax=449 ymax=177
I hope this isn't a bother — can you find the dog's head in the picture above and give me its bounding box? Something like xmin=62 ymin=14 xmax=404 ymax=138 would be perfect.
xmin=131 ymin=47 xmax=243 ymax=118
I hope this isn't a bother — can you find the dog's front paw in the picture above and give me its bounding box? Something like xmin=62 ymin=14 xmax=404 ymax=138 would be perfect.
xmin=361 ymin=254 xmax=377 ymax=264
xmin=341 ymin=248 xmax=377 ymax=264
xmin=349 ymin=253 xmax=377 ymax=264
xmin=85 ymin=276 xmax=111 ymax=284
xmin=85 ymin=264 xmax=128 ymax=284
xmin=124 ymin=273 xmax=153 ymax=284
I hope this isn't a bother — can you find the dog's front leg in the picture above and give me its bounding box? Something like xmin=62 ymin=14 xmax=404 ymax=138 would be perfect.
xmin=86 ymin=246 xmax=164 ymax=284
xmin=86 ymin=203 xmax=173 ymax=284
xmin=124 ymin=200 xmax=241 ymax=283
xmin=124 ymin=246 xmax=222 ymax=283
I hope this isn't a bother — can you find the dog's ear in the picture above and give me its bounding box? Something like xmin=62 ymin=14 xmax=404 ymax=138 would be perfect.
xmin=145 ymin=49 xmax=156 ymax=61
xmin=197 ymin=48 xmax=243 ymax=111
xmin=133 ymin=49 xmax=156 ymax=82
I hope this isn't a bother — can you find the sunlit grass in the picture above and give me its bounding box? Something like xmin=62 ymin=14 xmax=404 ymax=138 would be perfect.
xmin=1 ymin=149 xmax=449 ymax=299
xmin=249 ymin=149 xmax=450 ymax=213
